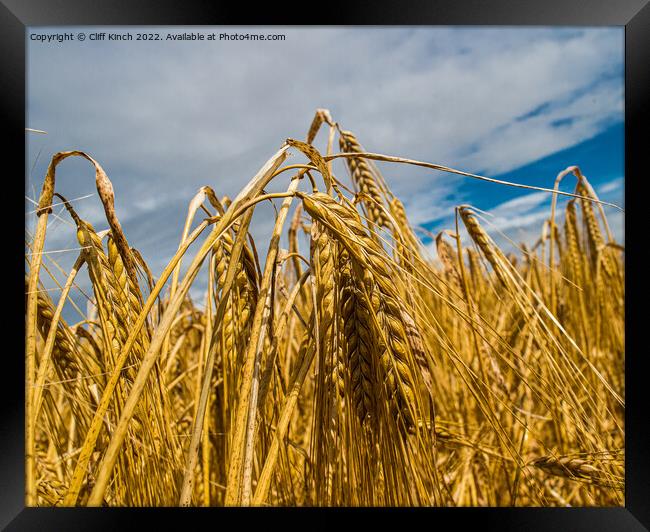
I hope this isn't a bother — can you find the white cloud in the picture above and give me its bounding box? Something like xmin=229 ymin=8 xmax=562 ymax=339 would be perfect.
xmin=488 ymin=191 xmax=550 ymax=218
xmin=26 ymin=26 xmax=624 ymax=284
xmin=598 ymin=177 xmax=623 ymax=195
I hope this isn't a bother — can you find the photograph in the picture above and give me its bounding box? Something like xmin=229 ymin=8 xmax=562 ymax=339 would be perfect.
xmin=24 ymin=25 xmax=626 ymax=508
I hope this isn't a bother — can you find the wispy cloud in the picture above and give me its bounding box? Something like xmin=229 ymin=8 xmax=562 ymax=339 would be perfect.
xmin=598 ymin=177 xmax=623 ymax=195
xmin=27 ymin=26 xmax=623 ymax=299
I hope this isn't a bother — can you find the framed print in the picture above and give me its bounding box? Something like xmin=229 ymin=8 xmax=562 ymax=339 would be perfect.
xmin=3 ymin=0 xmax=648 ymax=529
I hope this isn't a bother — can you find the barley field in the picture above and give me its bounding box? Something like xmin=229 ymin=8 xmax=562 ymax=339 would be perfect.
xmin=25 ymin=109 xmax=624 ymax=506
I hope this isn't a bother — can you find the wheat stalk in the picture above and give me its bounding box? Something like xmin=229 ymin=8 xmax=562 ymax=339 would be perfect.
xmin=25 ymin=110 xmax=624 ymax=508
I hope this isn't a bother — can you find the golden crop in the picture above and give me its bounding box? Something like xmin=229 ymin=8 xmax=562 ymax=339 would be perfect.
xmin=25 ymin=109 xmax=624 ymax=506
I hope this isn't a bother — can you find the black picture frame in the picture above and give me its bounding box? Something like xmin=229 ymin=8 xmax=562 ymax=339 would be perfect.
xmin=4 ymin=1 xmax=648 ymax=529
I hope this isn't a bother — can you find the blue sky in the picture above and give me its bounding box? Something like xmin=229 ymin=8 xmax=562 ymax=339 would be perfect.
xmin=26 ymin=27 xmax=624 ymax=316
